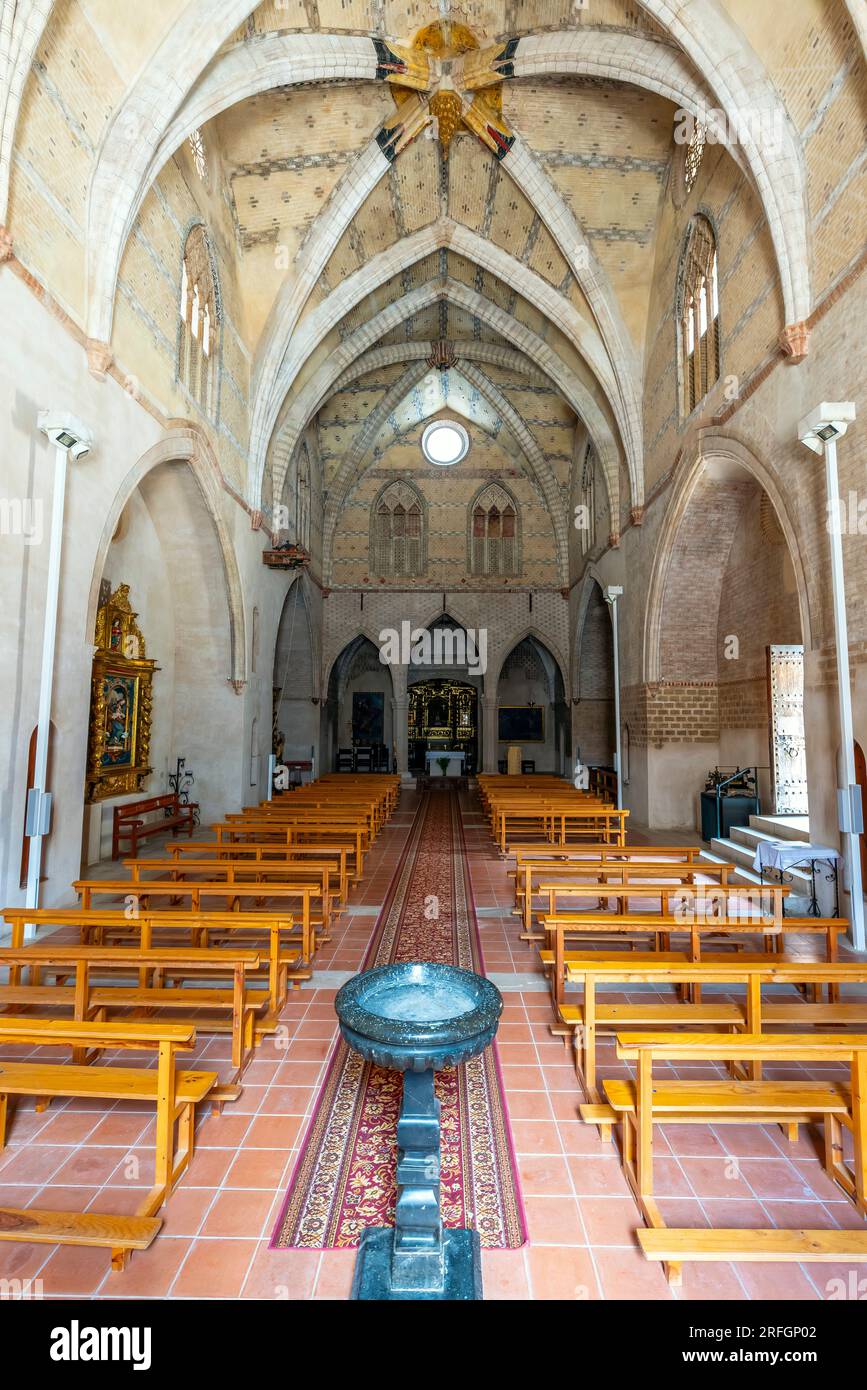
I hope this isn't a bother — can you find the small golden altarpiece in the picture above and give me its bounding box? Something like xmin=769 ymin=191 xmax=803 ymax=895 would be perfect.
xmin=85 ymin=584 xmax=157 ymax=802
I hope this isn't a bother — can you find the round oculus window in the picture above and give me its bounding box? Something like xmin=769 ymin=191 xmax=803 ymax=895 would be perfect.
xmin=421 ymin=420 xmax=469 ymax=466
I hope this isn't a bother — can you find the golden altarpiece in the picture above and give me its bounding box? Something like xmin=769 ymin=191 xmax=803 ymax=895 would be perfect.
xmin=408 ymin=680 xmax=477 ymax=772
xmin=85 ymin=584 xmax=157 ymax=802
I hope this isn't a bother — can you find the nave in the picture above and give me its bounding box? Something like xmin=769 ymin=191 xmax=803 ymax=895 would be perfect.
xmin=1 ymin=778 xmax=866 ymax=1302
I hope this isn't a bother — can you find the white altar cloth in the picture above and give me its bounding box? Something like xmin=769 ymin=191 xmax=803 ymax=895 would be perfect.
xmin=425 ymin=752 xmax=465 ymax=777
xmin=752 ymin=840 xmax=840 ymax=874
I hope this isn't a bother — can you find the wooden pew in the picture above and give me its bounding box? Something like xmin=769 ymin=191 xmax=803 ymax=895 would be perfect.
xmin=0 ymin=1017 xmax=216 ymax=1269
xmin=73 ymin=877 xmax=325 ymax=947
xmin=605 ymin=1030 xmax=867 ymax=1284
xmin=124 ymin=856 xmax=337 ymax=931
xmin=112 ymin=792 xmax=196 ymax=859
xmin=541 ymin=912 xmax=849 ymax=1005
xmin=0 ymin=943 xmax=263 ymax=1074
xmin=164 ymin=840 xmax=350 ymax=904
xmin=494 ymin=803 xmax=629 ymax=853
xmin=514 ymin=859 xmax=738 ymax=935
xmin=562 ymin=956 xmax=867 ymax=1106
xmin=212 ymin=820 xmax=368 ymax=880
xmin=3 ymin=908 xmax=311 ymax=1015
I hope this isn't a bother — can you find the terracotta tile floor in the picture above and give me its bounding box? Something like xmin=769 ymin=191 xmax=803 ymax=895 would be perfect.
xmin=1 ymin=786 xmax=865 ymax=1300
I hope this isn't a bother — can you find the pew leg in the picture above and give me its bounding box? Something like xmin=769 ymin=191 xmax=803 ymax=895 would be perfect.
xmin=786 ymin=1122 xmax=799 ymax=1144
xmin=0 ymin=1093 xmax=6 ymax=1148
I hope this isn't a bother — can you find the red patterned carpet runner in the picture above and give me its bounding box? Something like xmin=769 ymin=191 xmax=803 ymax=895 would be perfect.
xmin=270 ymin=790 xmax=526 ymax=1250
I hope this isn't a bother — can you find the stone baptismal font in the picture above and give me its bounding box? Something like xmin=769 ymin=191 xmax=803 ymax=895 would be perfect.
xmin=335 ymin=962 xmax=503 ymax=1300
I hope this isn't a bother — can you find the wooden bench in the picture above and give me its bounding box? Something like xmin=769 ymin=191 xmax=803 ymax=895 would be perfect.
xmin=213 ymin=820 xmax=369 ymax=880
xmin=491 ymin=801 xmax=627 ymax=853
xmin=3 ymin=908 xmax=311 ymax=1015
xmin=164 ymin=841 xmax=350 ymax=903
xmin=73 ymin=877 xmax=326 ymax=947
xmin=0 ymin=943 xmax=264 ymax=1074
xmin=515 ymin=860 xmax=738 ymax=936
xmin=124 ymin=857 xmax=337 ymax=931
xmin=603 ymin=1030 xmax=867 ymax=1284
xmin=541 ymin=912 xmax=849 ymax=1005
xmin=112 ymin=793 xmax=197 ymax=860
xmin=0 ymin=1017 xmax=216 ymax=1269
xmin=562 ymin=957 xmax=867 ymax=1107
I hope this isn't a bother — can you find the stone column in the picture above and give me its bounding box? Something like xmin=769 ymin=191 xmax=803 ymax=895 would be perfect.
xmin=482 ymin=695 xmax=498 ymax=773
xmin=392 ymin=697 xmax=409 ymax=775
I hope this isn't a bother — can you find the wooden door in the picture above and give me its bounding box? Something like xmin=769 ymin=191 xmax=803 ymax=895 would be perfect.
xmin=767 ymin=645 xmax=809 ymax=815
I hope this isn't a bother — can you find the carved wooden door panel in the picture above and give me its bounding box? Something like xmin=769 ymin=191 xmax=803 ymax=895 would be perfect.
xmin=767 ymin=645 xmax=809 ymax=815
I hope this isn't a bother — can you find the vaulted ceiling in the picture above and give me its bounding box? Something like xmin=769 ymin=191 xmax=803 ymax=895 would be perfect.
xmin=4 ymin=0 xmax=841 ymax=553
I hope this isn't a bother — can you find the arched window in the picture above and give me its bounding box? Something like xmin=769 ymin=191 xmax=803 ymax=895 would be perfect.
xmin=677 ymin=214 xmax=720 ymax=415
xmin=179 ymin=225 xmax=220 ymax=419
xmin=296 ymin=447 xmax=311 ymax=553
xmin=578 ymin=444 xmax=596 ymax=557
xmin=683 ymin=121 xmax=706 ymax=195
xmin=470 ymin=483 xmax=520 ymax=576
xmin=188 ymin=128 xmax=209 ymax=188
xmin=370 ymin=481 xmax=425 ymax=578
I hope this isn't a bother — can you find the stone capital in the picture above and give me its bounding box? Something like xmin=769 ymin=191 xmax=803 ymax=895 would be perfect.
xmin=779 ymin=321 xmax=810 ymax=362
xmin=86 ymin=338 xmax=114 ymax=381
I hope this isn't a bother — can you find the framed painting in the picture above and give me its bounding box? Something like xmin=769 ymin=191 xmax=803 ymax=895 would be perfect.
xmin=498 ymin=705 xmax=544 ymax=743
xmin=85 ymin=584 xmax=158 ymax=801
xmin=352 ymin=691 xmax=384 ymax=745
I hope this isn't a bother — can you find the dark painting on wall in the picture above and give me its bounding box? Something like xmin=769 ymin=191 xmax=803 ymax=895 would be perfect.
xmin=498 ymin=705 xmax=544 ymax=743
xmin=352 ymin=691 xmax=384 ymax=745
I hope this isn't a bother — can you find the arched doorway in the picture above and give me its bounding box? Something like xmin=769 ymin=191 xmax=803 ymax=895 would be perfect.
xmin=496 ymin=635 xmax=567 ymax=774
xmin=82 ymin=458 xmax=242 ymax=862
xmin=574 ymin=581 xmax=615 ymax=769
xmin=406 ymin=614 xmax=485 ymax=774
xmin=644 ymin=448 xmax=806 ymax=829
xmin=322 ymin=635 xmax=395 ymax=773
xmin=273 ymin=577 xmax=318 ymax=771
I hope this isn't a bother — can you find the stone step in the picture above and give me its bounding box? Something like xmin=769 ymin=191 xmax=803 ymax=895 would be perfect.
xmin=709 ymin=837 xmax=813 ymax=892
xmin=749 ymin=814 xmax=811 ymax=842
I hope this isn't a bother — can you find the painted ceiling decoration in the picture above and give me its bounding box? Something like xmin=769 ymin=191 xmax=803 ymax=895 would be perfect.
xmin=372 ymin=25 xmax=517 ymax=163
xmin=3 ymin=0 xmax=849 ymax=603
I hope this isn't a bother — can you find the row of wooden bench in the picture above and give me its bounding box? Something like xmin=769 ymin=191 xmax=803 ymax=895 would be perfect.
xmin=496 ymin=832 xmax=867 ymax=1282
xmin=0 ymin=773 xmax=400 ymax=1268
xmin=477 ymin=773 xmax=629 ymax=852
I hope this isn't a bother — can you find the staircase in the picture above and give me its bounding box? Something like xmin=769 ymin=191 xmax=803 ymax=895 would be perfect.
xmin=702 ymin=813 xmax=821 ymax=914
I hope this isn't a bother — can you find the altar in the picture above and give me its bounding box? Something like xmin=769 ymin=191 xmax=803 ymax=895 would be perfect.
xmin=425 ymin=751 xmax=465 ymax=778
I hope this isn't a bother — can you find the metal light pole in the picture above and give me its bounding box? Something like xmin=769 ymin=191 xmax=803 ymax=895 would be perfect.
xmin=25 ymin=413 xmax=93 ymax=931
xmin=798 ymin=402 xmax=864 ymax=950
xmin=604 ymin=585 xmax=624 ymax=811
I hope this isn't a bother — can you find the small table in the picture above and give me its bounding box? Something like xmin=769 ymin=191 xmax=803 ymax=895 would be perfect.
xmin=753 ymin=840 xmax=840 ymax=917
xmin=425 ymin=751 xmax=465 ymax=778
